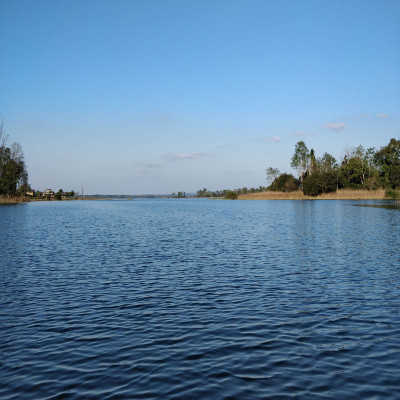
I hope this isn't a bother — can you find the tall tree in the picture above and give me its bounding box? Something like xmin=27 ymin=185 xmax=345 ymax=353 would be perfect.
xmin=339 ymin=156 xmax=367 ymax=188
xmin=291 ymin=141 xmax=310 ymax=185
xmin=309 ymin=149 xmax=317 ymax=175
xmin=318 ymin=152 xmax=337 ymax=173
xmin=338 ymin=146 xmax=371 ymax=188
xmin=0 ymin=119 xmax=7 ymax=181
xmin=266 ymin=167 xmax=280 ymax=186
xmin=0 ymin=121 xmax=28 ymax=196
xmin=374 ymin=138 xmax=400 ymax=188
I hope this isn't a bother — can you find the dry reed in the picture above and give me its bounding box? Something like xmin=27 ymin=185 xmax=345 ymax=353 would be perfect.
xmin=0 ymin=196 xmax=30 ymax=204
xmin=239 ymin=189 xmax=386 ymax=200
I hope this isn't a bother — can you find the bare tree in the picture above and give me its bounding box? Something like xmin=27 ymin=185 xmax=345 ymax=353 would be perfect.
xmin=10 ymin=142 xmax=24 ymax=163
xmin=0 ymin=118 xmax=8 ymax=153
xmin=0 ymin=119 xmax=7 ymax=181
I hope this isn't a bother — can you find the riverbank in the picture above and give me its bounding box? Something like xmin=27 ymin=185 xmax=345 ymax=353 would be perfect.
xmin=239 ymin=189 xmax=387 ymax=200
xmin=0 ymin=196 xmax=30 ymax=205
xmin=0 ymin=196 xmax=82 ymax=204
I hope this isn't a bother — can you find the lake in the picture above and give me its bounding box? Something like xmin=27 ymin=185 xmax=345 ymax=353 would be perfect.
xmin=1 ymin=199 xmax=400 ymax=399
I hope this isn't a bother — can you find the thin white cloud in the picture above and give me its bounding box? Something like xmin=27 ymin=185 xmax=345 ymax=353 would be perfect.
xmin=166 ymin=152 xmax=214 ymax=161
xmin=377 ymin=113 xmax=388 ymax=119
xmin=293 ymin=131 xmax=304 ymax=136
xmin=324 ymin=122 xmax=346 ymax=131
xmin=264 ymin=136 xmax=281 ymax=142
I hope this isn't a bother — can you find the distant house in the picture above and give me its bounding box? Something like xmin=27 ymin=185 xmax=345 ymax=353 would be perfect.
xmin=26 ymin=190 xmax=35 ymax=197
xmin=43 ymin=189 xmax=54 ymax=197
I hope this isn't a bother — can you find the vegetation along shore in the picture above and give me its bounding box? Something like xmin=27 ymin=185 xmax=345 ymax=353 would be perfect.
xmin=239 ymin=189 xmax=387 ymax=200
xmin=0 ymin=119 xmax=75 ymax=203
xmin=198 ymin=138 xmax=400 ymax=200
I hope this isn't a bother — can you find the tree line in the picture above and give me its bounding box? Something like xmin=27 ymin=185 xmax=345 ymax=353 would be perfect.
xmin=197 ymin=137 xmax=400 ymax=199
xmin=0 ymin=120 xmax=29 ymax=196
xmin=267 ymin=138 xmax=400 ymax=196
xmin=0 ymin=120 xmax=78 ymax=200
xmin=196 ymin=186 xmax=268 ymax=198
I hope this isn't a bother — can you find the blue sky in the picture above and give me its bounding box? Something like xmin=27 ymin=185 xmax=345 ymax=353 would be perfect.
xmin=1 ymin=0 xmax=399 ymax=194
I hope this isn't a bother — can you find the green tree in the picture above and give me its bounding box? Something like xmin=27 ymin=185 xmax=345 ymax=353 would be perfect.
xmin=338 ymin=146 xmax=370 ymax=189
xmin=318 ymin=152 xmax=337 ymax=173
xmin=224 ymin=190 xmax=238 ymax=199
xmin=270 ymin=173 xmax=299 ymax=192
xmin=302 ymin=173 xmax=322 ymax=196
xmin=291 ymin=141 xmax=310 ymax=185
xmin=0 ymin=145 xmax=27 ymax=196
xmin=339 ymin=155 xmax=368 ymax=188
xmin=309 ymin=149 xmax=317 ymax=175
xmin=197 ymin=188 xmax=210 ymax=197
xmin=303 ymin=171 xmax=337 ymax=196
xmin=374 ymin=138 xmax=400 ymax=188
xmin=365 ymin=147 xmax=376 ymax=177
xmin=266 ymin=167 xmax=280 ymax=186
xmin=0 ymin=121 xmax=28 ymax=196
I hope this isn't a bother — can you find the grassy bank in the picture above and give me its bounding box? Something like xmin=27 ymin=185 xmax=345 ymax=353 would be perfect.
xmin=0 ymin=196 xmax=30 ymax=204
xmin=239 ymin=189 xmax=387 ymax=200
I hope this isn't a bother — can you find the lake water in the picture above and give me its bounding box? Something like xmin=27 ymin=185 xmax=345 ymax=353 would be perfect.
xmin=1 ymin=199 xmax=400 ymax=399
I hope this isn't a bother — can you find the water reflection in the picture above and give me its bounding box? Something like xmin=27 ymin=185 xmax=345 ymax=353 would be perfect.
xmin=353 ymin=201 xmax=400 ymax=210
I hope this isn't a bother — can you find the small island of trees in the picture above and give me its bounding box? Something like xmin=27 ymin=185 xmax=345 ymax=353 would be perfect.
xmin=197 ymin=138 xmax=400 ymax=200
xmin=279 ymin=139 xmax=400 ymax=197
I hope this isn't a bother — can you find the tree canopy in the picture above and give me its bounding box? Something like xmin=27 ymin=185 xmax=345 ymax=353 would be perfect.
xmin=290 ymin=141 xmax=309 ymax=185
xmin=267 ymin=138 xmax=400 ymax=196
xmin=0 ymin=121 xmax=29 ymax=196
xmin=374 ymin=138 xmax=400 ymax=188
xmin=269 ymin=173 xmax=299 ymax=192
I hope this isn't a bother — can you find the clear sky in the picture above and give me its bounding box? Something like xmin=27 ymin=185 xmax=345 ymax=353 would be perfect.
xmin=1 ymin=0 xmax=399 ymax=194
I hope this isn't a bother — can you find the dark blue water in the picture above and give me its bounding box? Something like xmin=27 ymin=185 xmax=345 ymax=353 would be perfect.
xmin=1 ymin=199 xmax=400 ymax=399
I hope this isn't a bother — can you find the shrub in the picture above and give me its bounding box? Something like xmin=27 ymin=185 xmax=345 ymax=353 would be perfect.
xmin=270 ymin=173 xmax=299 ymax=192
xmin=303 ymin=174 xmax=322 ymax=196
xmin=303 ymin=172 xmax=337 ymax=196
xmin=385 ymin=189 xmax=400 ymax=200
xmin=224 ymin=190 xmax=238 ymax=200
xmin=319 ymin=171 xmax=337 ymax=193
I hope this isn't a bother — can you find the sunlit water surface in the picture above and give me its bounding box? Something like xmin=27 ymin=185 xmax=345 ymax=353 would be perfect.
xmin=1 ymin=199 xmax=400 ymax=399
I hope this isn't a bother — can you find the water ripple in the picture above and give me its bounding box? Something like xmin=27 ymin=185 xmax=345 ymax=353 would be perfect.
xmin=1 ymin=199 xmax=400 ymax=399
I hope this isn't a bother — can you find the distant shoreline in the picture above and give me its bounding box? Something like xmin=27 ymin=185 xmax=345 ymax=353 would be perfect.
xmin=0 ymin=189 xmax=391 ymax=204
xmin=0 ymin=196 xmax=81 ymax=204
